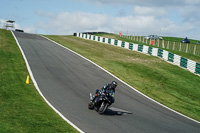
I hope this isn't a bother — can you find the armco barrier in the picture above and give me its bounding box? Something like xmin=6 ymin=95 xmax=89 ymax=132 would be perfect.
xmin=77 ymin=33 xmax=200 ymax=76
xmin=196 ymin=63 xmax=200 ymax=74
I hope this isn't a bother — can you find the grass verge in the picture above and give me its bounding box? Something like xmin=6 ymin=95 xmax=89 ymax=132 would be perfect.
xmin=0 ymin=29 xmax=78 ymax=133
xmin=97 ymin=34 xmax=200 ymax=63
xmin=45 ymin=35 xmax=200 ymax=122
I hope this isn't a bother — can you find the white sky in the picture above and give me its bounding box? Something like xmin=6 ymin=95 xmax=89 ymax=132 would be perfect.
xmin=0 ymin=0 xmax=200 ymax=39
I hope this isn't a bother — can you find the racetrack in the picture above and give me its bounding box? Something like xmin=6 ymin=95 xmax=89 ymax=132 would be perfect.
xmin=13 ymin=31 xmax=200 ymax=133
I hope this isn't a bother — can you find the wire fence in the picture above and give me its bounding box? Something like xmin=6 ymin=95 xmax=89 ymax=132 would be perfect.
xmin=121 ymin=35 xmax=200 ymax=56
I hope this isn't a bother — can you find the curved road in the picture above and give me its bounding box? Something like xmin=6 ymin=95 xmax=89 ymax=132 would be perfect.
xmin=13 ymin=31 xmax=200 ymax=133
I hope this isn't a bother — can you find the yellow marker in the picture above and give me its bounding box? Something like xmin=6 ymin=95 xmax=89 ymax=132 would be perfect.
xmin=26 ymin=75 xmax=30 ymax=84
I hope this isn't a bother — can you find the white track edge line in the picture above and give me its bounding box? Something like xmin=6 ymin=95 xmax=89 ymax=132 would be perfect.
xmin=41 ymin=35 xmax=200 ymax=124
xmin=11 ymin=31 xmax=84 ymax=133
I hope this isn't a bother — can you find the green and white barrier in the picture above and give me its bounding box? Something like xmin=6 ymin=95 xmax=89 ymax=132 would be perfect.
xmin=77 ymin=33 xmax=200 ymax=76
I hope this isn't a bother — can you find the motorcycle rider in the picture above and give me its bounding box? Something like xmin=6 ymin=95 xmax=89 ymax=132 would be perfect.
xmin=93 ymin=81 xmax=118 ymax=105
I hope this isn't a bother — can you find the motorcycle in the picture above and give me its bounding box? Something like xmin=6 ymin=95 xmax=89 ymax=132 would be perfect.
xmin=88 ymin=91 xmax=114 ymax=115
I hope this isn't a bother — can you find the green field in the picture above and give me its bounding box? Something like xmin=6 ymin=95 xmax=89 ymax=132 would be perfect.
xmin=45 ymin=34 xmax=200 ymax=122
xmin=0 ymin=29 xmax=78 ymax=133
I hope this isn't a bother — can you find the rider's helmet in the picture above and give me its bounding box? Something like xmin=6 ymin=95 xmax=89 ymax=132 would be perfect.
xmin=111 ymin=81 xmax=118 ymax=89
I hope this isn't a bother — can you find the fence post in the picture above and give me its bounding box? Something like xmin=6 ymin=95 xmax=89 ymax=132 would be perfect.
xmin=167 ymin=41 xmax=169 ymax=49
xmin=158 ymin=39 xmax=159 ymax=47
xmin=186 ymin=44 xmax=188 ymax=53
xmin=179 ymin=43 xmax=182 ymax=51
xmin=173 ymin=42 xmax=175 ymax=50
xmin=162 ymin=40 xmax=165 ymax=48
xmin=194 ymin=45 xmax=196 ymax=55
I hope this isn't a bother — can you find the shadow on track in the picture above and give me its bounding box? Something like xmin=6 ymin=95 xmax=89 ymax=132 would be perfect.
xmin=103 ymin=108 xmax=132 ymax=116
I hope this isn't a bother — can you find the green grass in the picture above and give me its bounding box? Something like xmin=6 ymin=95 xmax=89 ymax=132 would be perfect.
xmin=97 ymin=34 xmax=200 ymax=63
xmin=0 ymin=29 xmax=78 ymax=133
xmin=45 ymin=35 xmax=200 ymax=122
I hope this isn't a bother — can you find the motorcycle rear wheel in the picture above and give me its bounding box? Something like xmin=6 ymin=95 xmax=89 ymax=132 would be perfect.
xmin=88 ymin=101 xmax=95 ymax=110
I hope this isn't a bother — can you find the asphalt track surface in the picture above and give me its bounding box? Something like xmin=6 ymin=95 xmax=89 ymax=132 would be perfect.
xmin=13 ymin=31 xmax=200 ymax=133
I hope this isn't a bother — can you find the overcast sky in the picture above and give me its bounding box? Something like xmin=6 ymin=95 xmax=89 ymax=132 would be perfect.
xmin=0 ymin=0 xmax=200 ymax=39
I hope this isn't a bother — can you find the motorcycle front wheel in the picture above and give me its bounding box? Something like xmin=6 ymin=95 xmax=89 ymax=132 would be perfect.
xmin=98 ymin=102 xmax=108 ymax=115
